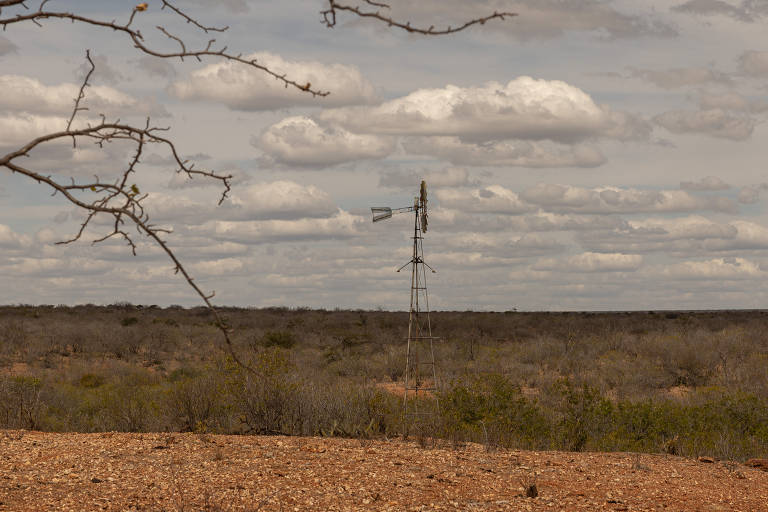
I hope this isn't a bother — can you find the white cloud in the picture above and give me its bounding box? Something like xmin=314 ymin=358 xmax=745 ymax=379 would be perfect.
xmin=0 ymin=114 xmax=71 ymax=145
xmin=0 ymin=224 xmax=30 ymax=249
xmin=520 ymin=184 xmax=735 ymax=214
xmin=662 ymin=257 xmax=763 ymax=280
xmin=680 ymin=176 xmax=730 ymax=191
xmin=653 ymin=108 xmax=755 ymax=140
xmin=533 ymin=252 xmax=643 ymax=272
xmin=170 ymin=52 xmax=376 ymax=110
xmin=227 ymin=181 xmax=338 ymax=220
xmin=402 ymin=137 xmax=606 ymax=168
xmin=197 ymin=210 xmax=363 ymax=244
xmin=189 ymin=258 xmax=245 ymax=277
xmin=0 ymin=75 xmax=139 ymax=115
xmin=146 ymin=181 xmax=339 ymax=224
xmin=256 ymin=116 xmax=394 ymax=167
xmin=435 ymin=185 xmax=531 ymax=214
xmin=319 ymin=77 xmax=650 ymax=143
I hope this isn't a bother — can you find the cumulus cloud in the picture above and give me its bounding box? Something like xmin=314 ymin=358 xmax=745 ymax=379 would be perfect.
xmin=435 ymin=185 xmax=531 ymax=214
xmin=0 ymin=224 xmax=30 ymax=249
xmin=520 ymin=184 xmax=735 ymax=214
xmin=402 ymin=137 xmax=606 ymax=168
xmin=256 ymin=116 xmax=394 ymax=167
xmin=170 ymin=52 xmax=376 ymax=110
xmin=680 ymin=176 xmax=730 ymax=191
xmin=0 ymin=35 xmax=17 ymax=56
xmin=629 ymin=66 xmax=732 ymax=88
xmin=189 ymin=258 xmax=245 ymax=277
xmin=663 ymin=257 xmax=763 ymax=280
xmin=533 ymin=252 xmax=643 ymax=272
xmin=379 ymin=167 xmax=478 ymax=189
xmin=146 ymin=181 xmax=339 ymax=224
xmin=198 ymin=210 xmax=363 ymax=244
xmin=653 ymin=108 xmax=755 ymax=140
xmin=0 ymin=75 xmax=139 ymax=116
xmin=379 ymin=0 xmax=675 ymax=40
xmin=226 ymin=181 xmax=338 ymax=220
xmin=319 ymin=77 xmax=650 ymax=143
xmin=673 ymin=0 xmax=768 ymax=22
xmin=738 ymin=183 xmax=768 ymax=204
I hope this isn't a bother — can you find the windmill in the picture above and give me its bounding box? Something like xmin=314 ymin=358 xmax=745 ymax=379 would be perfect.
xmin=371 ymin=180 xmax=439 ymax=434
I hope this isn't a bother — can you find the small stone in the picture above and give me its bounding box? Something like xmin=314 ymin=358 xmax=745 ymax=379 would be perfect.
xmin=91 ymin=477 xmax=102 ymax=483
xmin=698 ymin=456 xmax=715 ymax=463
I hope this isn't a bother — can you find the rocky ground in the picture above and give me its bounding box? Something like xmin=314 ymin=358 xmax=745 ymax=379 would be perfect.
xmin=1 ymin=430 xmax=767 ymax=511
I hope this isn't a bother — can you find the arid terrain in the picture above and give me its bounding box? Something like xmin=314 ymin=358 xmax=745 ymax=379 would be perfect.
xmin=1 ymin=430 xmax=767 ymax=511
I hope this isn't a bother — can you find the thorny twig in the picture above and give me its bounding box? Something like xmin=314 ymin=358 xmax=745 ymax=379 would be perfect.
xmin=321 ymin=0 xmax=516 ymax=34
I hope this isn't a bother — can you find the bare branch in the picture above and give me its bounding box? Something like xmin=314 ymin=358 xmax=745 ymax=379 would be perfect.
xmin=321 ymin=0 xmax=516 ymax=34
xmin=0 ymin=3 xmax=330 ymax=98
xmin=66 ymin=49 xmax=94 ymax=136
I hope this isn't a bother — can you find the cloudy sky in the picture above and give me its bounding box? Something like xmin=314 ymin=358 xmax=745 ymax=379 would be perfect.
xmin=1 ymin=0 xmax=768 ymax=311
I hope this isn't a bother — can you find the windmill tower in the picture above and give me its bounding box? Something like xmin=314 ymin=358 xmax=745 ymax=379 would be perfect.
xmin=371 ymin=180 xmax=439 ymax=434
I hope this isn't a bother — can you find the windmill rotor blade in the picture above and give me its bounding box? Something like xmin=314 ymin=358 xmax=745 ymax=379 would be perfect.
xmin=371 ymin=207 xmax=393 ymax=222
xmin=420 ymin=180 xmax=427 ymax=207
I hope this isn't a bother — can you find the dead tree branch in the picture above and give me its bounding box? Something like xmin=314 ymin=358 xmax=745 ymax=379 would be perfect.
xmin=321 ymin=0 xmax=516 ymax=34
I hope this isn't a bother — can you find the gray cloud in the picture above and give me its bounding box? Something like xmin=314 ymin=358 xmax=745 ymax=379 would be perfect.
xmin=680 ymin=176 xmax=730 ymax=191
xmin=738 ymin=50 xmax=768 ymax=76
xmin=629 ymin=66 xmax=732 ymax=89
xmin=696 ymin=91 xmax=768 ymax=113
xmin=739 ymin=183 xmax=768 ymax=204
xmin=653 ymin=108 xmax=755 ymax=140
xmin=379 ymin=167 xmax=478 ymax=189
xmin=380 ymin=0 xmax=676 ymax=40
xmin=77 ymin=54 xmax=126 ymax=86
xmin=673 ymin=0 xmax=768 ymax=22
xmin=0 ymin=35 xmax=17 ymax=56
xmin=533 ymin=252 xmax=643 ymax=273
xmin=135 ymin=56 xmax=176 ymax=79
xmin=402 ymin=137 xmax=607 ymax=168
xmin=520 ymin=183 xmax=735 ymax=214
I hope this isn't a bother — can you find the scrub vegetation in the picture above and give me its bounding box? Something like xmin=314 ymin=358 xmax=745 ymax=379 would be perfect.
xmin=1 ymin=304 xmax=767 ymax=461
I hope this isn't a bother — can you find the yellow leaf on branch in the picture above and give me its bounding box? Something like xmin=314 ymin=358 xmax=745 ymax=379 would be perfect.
xmin=136 ymin=3 xmax=148 ymax=12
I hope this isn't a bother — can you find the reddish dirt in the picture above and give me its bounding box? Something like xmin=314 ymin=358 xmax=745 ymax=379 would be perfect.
xmin=1 ymin=430 xmax=767 ymax=511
